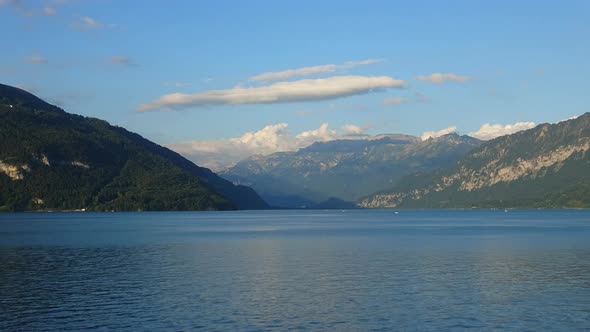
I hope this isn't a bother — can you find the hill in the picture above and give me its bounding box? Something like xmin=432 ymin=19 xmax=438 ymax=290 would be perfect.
xmin=359 ymin=113 xmax=590 ymax=208
xmin=0 ymin=83 xmax=268 ymax=211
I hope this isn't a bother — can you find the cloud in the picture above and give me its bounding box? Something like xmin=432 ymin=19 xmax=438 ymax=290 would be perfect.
xmin=72 ymin=16 xmax=104 ymax=29
xmin=231 ymin=123 xmax=296 ymax=154
xmin=421 ymin=126 xmax=457 ymax=141
xmin=23 ymin=55 xmax=47 ymax=64
xmin=250 ymin=64 xmax=338 ymax=82
xmin=168 ymin=123 xmax=298 ymax=170
xmin=110 ymin=56 xmax=136 ymax=66
xmin=168 ymin=122 xmax=367 ymax=170
xmin=383 ymin=97 xmax=407 ymax=105
xmin=343 ymin=59 xmax=384 ymax=66
xmin=295 ymin=123 xmax=337 ymax=147
xmin=416 ymin=73 xmax=471 ymax=84
xmin=250 ymin=59 xmax=384 ymax=82
xmin=556 ymin=115 xmax=578 ymax=123
xmin=341 ymin=124 xmax=370 ymax=136
xmin=469 ymin=122 xmax=535 ymax=140
xmin=140 ymin=75 xmax=406 ymax=111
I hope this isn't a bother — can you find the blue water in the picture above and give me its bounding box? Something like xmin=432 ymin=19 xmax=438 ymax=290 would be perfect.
xmin=1 ymin=210 xmax=590 ymax=331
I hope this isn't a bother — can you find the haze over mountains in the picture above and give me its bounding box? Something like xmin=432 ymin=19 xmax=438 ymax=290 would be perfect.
xmin=0 ymin=84 xmax=267 ymax=212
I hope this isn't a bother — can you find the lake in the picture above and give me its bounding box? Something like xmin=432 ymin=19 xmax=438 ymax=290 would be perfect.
xmin=1 ymin=210 xmax=590 ymax=331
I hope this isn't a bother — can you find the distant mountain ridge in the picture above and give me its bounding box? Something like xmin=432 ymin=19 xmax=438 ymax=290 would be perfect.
xmin=298 ymin=134 xmax=419 ymax=153
xmin=0 ymin=83 xmax=268 ymax=211
xmin=221 ymin=132 xmax=482 ymax=207
xmin=360 ymin=113 xmax=590 ymax=208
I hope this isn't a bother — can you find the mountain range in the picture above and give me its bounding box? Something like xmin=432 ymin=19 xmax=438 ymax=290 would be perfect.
xmin=360 ymin=113 xmax=590 ymax=208
xmin=222 ymin=133 xmax=482 ymax=207
xmin=3 ymin=82 xmax=588 ymax=211
xmin=0 ymin=83 xmax=268 ymax=212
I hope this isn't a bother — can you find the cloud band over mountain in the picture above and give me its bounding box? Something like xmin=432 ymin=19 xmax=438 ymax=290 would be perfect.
xmin=469 ymin=122 xmax=536 ymax=140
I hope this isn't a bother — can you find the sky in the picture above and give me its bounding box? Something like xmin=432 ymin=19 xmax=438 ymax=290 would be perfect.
xmin=2 ymin=0 xmax=589 ymax=169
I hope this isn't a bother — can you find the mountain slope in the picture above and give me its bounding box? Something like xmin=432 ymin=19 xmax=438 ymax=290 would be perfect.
xmin=360 ymin=113 xmax=590 ymax=208
xmin=0 ymin=83 xmax=268 ymax=211
xmin=222 ymin=134 xmax=482 ymax=207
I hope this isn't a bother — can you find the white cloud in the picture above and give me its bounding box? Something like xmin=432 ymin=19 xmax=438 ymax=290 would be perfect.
xmin=250 ymin=64 xmax=339 ymax=82
xmin=250 ymin=59 xmax=384 ymax=82
xmin=168 ymin=122 xmax=366 ymax=170
xmin=23 ymin=55 xmax=47 ymax=64
xmin=421 ymin=126 xmax=457 ymax=141
xmin=383 ymin=97 xmax=407 ymax=105
xmin=469 ymin=122 xmax=535 ymax=140
xmin=343 ymin=59 xmax=384 ymax=67
xmin=556 ymin=115 xmax=578 ymax=123
xmin=295 ymin=123 xmax=337 ymax=147
xmin=231 ymin=123 xmax=296 ymax=154
xmin=139 ymin=75 xmax=406 ymax=111
xmin=341 ymin=124 xmax=368 ymax=136
xmin=72 ymin=16 xmax=104 ymax=29
xmin=416 ymin=73 xmax=471 ymax=84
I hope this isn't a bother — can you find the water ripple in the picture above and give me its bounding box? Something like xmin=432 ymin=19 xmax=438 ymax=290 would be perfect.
xmin=1 ymin=210 xmax=590 ymax=330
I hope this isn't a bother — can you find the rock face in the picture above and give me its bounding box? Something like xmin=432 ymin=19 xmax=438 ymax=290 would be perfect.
xmin=0 ymin=83 xmax=268 ymax=211
xmin=360 ymin=113 xmax=590 ymax=208
xmin=222 ymin=133 xmax=482 ymax=207
xmin=0 ymin=160 xmax=29 ymax=180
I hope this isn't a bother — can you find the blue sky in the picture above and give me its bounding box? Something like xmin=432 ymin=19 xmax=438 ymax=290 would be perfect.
xmin=2 ymin=0 xmax=589 ymax=168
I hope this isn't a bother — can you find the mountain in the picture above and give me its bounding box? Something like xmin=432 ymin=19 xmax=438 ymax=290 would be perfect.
xmin=0 ymin=83 xmax=268 ymax=211
xmin=221 ymin=133 xmax=482 ymax=207
xmin=359 ymin=113 xmax=590 ymax=208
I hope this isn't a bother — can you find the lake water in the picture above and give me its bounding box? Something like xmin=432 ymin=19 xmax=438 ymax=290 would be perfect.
xmin=1 ymin=210 xmax=590 ymax=331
